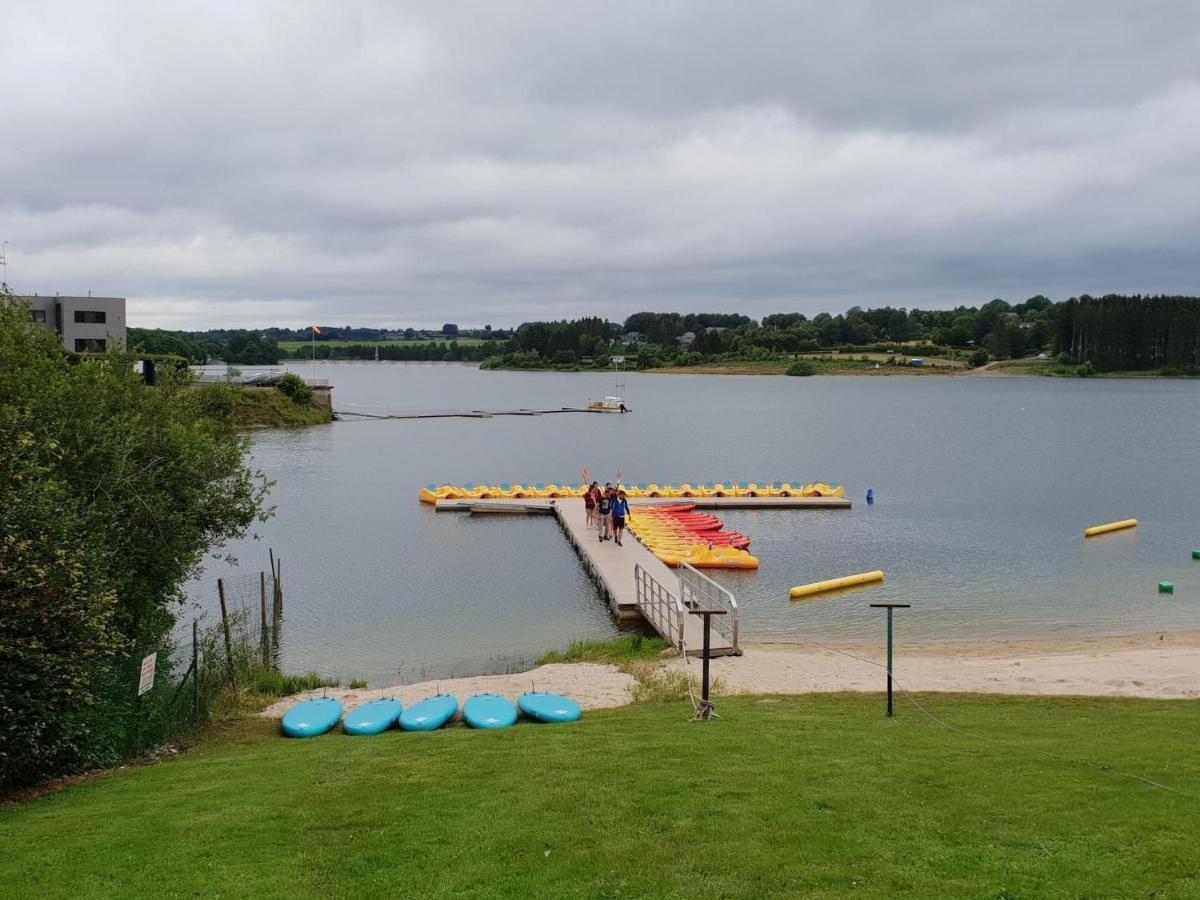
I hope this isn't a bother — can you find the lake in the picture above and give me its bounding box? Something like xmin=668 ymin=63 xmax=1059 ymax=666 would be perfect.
xmin=187 ymin=363 xmax=1200 ymax=687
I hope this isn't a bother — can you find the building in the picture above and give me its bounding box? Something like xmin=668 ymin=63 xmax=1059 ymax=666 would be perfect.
xmin=619 ymin=331 xmax=641 ymax=345
xmin=678 ymin=330 xmax=696 ymax=347
xmin=21 ymin=295 xmax=127 ymax=352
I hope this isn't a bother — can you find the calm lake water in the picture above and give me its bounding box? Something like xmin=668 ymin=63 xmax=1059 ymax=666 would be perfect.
xmin=187 ymin=363 xmax=1200 ymax=687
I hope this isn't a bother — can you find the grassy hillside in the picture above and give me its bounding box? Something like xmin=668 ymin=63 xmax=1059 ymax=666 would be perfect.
xmin=2 ymin=695 xmax=1196 ymax=898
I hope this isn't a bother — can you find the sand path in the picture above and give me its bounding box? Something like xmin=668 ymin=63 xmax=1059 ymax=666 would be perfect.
xmin=261 ymin=631 xmax=1200 ymax=718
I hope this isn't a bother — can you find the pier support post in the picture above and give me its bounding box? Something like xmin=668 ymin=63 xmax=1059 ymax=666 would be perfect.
xmin=869 ymin=603 xmax=910 ymax=716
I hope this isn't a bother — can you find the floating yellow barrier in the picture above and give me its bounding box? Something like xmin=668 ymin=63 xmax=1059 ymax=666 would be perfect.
xmin=1083 ymin=519 xmax=1138 ymax=538
xmin=789 ymin=570 xmax=885 ymax=599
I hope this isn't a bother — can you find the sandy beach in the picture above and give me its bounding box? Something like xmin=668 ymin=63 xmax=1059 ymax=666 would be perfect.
xmin=262 ymin=630 xmax=1200 ymax=717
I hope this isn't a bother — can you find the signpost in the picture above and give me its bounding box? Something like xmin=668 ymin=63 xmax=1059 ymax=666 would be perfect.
xmin=868 ymin=603 xmax=910 ymax=717
xmin=137 ymin=652 xmax=157 ymax=696
xmin=688 ymin=608 xmax=726 ymax=720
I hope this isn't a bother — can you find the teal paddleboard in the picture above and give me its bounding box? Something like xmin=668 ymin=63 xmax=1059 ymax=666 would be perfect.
xmin=343 ymin=698 xmax=403 ymax=735
xmin=399 ymin=695 xmax=458 ymax=732
xmin=518 ymin=692 xmax=582 ymax=724
xmin=463 ymin=694 xmax=518 ymax=730
xmin=281 ymin=698 xmax=343 ymax=738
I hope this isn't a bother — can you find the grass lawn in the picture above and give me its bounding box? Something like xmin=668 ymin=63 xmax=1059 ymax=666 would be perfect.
xmin=658 ymin=355 xmax=964 ymax=375
xmin=228 ymin=387 xmax=333 ymax=428
xmin=2 ymin=695 xmax=1198 ymax=898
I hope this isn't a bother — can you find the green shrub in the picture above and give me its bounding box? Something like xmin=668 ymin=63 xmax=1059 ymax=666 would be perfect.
xmin=969 ymin=349 xmax=989 ymax=368
xmin=275 ymin=373 xmax=313 ymax=405
xmin=786 ymin=361 xmax=815 ymax=376
xmin=349 ymin=678 xmax=369 ymax=689
xmin=1075 ymin=360 xmax=1096 ymax=377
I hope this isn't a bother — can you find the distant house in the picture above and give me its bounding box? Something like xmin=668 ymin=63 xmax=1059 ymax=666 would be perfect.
xmin=679 ymin=331 xmax=696 ymax=347
xmin=705 ymin=326 xmax=728 ymax=334
xmin=619 ymin=331 xmax=641 ymax=345
xmin=21 ymin=294 xmax=126 ymax=352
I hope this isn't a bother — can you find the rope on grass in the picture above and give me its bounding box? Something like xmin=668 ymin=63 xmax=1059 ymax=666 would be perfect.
xmin=789 ymin=632 xmax=1192 ymax=798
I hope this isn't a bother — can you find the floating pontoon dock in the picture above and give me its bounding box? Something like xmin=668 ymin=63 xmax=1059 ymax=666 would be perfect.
xmin=337 ymin=405 xmax=631 ymax=420
xmin=433 ymin=495 xmax=850 ymax=656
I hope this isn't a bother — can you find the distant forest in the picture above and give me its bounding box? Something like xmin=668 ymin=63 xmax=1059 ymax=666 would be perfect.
xmin=127 ymin=294 xmax=1200 ymax=373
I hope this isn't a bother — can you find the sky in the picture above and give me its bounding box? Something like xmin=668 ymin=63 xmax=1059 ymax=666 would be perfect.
xmin=3 ymin=2 xmax=1200 ymax=330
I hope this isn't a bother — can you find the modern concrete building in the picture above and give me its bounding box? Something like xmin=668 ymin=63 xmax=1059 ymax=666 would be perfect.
xmin=22 ymin=294 xmax=127 ymax=352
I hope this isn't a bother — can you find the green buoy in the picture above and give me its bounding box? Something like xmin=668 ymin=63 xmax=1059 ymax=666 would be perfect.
xmin=1193 ymin=549 xmax=1200 ymax=560
xmin=1158 ymin=581 xmax=1174 ymax=594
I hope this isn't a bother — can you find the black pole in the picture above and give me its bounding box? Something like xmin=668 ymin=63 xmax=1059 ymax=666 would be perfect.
xmin=688 ymin=609 xmax=726 ymax=720
xmin=869 ymin=603 xmax=910 ymax=717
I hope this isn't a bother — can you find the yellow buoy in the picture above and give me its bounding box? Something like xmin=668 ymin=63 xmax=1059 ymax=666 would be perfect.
xmin=789 ymin=570 xmax=885 ymax=599
xmin=1083 ymin=518 xmax=1138 ymax=538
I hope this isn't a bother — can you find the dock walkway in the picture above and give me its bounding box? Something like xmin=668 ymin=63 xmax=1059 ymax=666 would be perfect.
xmin=553 ymin=500 xmax=735 ymax=657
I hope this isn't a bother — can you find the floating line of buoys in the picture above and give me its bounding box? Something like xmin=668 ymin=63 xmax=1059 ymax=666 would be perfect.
xmin=789 ymin=570 xmax=885 ymax=599
xmin=1083 ymin=518 xmax=1138 ymax=537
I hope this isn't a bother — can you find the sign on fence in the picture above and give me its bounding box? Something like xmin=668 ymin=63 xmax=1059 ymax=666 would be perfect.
xmin=137 ymin=652 xmax=157 ymax=696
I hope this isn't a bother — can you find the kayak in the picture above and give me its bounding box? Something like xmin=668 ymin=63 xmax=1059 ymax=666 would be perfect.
xmin=463 ymin=694 xmax=518 ymax=730
xmin=518 ymin=692 xmax=582 ymax=724
xmin=281 ymin=697 xmax=344 ymax=738
xmin=343 ymin=698 xmax=403 ymax=736
xmin=399 ymin=695 xmax=458 ymax=732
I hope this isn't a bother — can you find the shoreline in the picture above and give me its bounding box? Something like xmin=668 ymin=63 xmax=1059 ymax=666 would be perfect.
xmin=261 ymin=629 xmax=1200 ymax=717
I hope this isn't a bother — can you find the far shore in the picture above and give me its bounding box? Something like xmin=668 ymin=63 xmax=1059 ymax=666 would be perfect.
xmin=262 ymin=629 xmax=1200 ymax=717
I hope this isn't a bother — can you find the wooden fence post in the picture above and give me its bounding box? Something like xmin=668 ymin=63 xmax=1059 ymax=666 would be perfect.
xmin=260 ymin=571 xmax=269 ymax=665
xmin=192 ymin=618 xmax=201 ymax=720
xmin=217 ymin=578 xmax=234 ymax=679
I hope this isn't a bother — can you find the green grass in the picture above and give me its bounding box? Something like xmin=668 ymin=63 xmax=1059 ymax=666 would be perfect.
xmin=230 ymin=387 xmax=333 ymax=428
xmin=536 ymin=634 xmax=670 ymax=666
xmin=2 ymin=695 xmax=1197 ymax=898
xmin=655 ymin=355 xmax=965 ymax=375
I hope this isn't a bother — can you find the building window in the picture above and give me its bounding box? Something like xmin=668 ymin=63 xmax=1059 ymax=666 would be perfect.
xmin=74 ymin=310 xmax=107 ymax=324
xmin=74 ymin=338 xmax=107 ymax=352
xmin=30 ymin=309 xmax=46 ymax=323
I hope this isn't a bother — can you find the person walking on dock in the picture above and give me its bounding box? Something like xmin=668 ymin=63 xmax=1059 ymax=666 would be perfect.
xmin=598 ymin=483 xmax=612 ymax=541
xmin=585 ymin=481 xmax=599 ymax=527
xmin=611 ymin=489 xmax=631 ymax=546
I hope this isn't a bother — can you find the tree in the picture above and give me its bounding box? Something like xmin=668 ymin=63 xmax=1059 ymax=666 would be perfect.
xmin=0 ymin=294 xmax=272 ymax=788
xmin=442 ymin=323 xmax=459 ymax=337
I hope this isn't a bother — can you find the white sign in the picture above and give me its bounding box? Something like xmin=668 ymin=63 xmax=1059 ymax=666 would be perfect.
xmin=610 ymin=356 xmax=626 ymax=364
xmin=137 ymin=652 xmax=157 ymax=696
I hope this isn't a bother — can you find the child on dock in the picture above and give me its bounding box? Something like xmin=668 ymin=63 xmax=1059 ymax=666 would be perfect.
xmin=611 ymin=489 xmax=630 ymax=546
xmin=598 ymin=484 xmax=612 ymax=541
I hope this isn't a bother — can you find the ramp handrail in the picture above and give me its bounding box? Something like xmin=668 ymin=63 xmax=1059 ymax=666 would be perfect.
xmin=634 ymin=563 xmax=686 ymax=652
xmin=678 ymin=563 xmax=739 ymax=653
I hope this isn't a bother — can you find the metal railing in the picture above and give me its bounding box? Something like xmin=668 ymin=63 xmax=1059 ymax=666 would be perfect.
xmin=678 ymin=563 xmax=739 ymax=653
xmin=634 ymin=563 xmax=686 ymax=652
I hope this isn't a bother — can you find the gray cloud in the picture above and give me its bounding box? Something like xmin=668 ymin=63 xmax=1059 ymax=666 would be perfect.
xmin=3 ymin=1 xmax=1200 ymax=328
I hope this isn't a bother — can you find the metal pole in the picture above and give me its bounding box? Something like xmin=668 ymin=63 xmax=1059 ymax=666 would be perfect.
xmin=701 ymin=616 xmax=711 ymax=704
xmin=192 ymin=618 xmax=200 ymax=720
xmin=886 ymin=608 xmax=894 ymax=716
xmin=870 ymin=603 xmax=910 ymax=718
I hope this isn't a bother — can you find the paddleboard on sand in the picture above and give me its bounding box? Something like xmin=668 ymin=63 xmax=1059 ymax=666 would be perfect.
xmin=343 ymin=698 xmax=403 ymax=735
xmin=398 ymin=695 xmax=458 ymax=732
xmin=463 ymin=694 xmax=518 ymax=730
xmin=281 ymin=698 xmax=343 ymax=738
xmin=518 ymin=692 xmax=582 ymax=724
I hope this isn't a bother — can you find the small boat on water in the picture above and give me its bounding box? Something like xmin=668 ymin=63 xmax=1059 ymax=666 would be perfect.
xmin=587 ymin=395 xmax=629 ymax=413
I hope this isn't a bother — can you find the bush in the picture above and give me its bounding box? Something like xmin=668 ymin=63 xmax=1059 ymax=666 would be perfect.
xmin=786 ymin=361 xmax=815 ymax=376
xmin=275 ymin=373 xmax=313 ymax=405
xmin=969 ymin=349 xmax=989 ymax=368
xmin=1075 ymin=360 xmax=1096 ymax=377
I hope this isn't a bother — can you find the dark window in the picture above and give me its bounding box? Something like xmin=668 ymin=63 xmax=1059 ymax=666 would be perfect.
xmin=74 ymin=338 xmax=107 ymax=352
xmin=30 ymin=309 xmax=46 ymax=323
xmin=74 ymin=310 xmax=107 ymax=324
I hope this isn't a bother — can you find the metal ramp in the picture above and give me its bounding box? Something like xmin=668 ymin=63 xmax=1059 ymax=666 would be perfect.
xmin=634 ymin=563 xmax=740 ymax=657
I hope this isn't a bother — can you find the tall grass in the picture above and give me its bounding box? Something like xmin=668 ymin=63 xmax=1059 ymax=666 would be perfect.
xmin=536 ymin=634 xmax=671 ymax=666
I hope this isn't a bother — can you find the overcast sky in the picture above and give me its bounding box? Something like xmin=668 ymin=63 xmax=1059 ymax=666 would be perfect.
xmin=4 ymin=2 xmax=1200 ymax=330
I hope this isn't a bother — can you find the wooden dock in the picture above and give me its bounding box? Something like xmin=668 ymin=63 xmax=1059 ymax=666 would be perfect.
xmin=434 ymin=496 xmax=851 ymax=511
xmin=337 ymin=405 xmax=631 ymax=420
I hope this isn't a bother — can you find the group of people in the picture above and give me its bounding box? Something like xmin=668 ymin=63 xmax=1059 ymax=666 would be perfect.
xmin=584 ymin=481 xmax=631 ymax=545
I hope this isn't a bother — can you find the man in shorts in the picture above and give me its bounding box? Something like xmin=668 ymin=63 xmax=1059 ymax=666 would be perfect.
xmin=611 ymin=489 xmax=631 ymax=546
